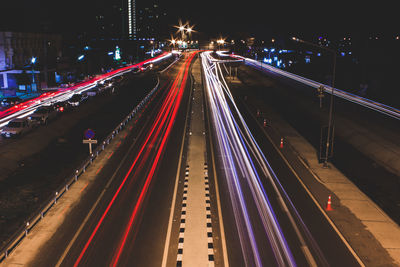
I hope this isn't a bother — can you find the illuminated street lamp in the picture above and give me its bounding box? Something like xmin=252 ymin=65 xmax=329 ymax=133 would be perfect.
xmin=175 ymin=20 xmax=187 ymax=40
xmin=175 ymin=20 xmax=195 ymax=42
xmin=31 ymin=57 xmax=37 ymax=80
xmin=217 ymin=39 xmax=225 ymax=50
xmin=292 ymin=36 xmax=337 ymax=167
xmin=186 ymin=27 xmax=192 ymax=43
xmin=186 ymin=26 xmax=193 ymax=41
xmin=171 ymin=39 xmax=176 ymax=50
xmin=30 ymin=57 xmax=37 ymax=91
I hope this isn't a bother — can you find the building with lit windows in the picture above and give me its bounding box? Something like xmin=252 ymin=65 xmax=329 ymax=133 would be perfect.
xmin=0 ymin=32 xmax=62 ymax=91
xmin=136 ymin=1 xmax=167 ymax=40
xmin=94 ymin=0 xmax=166 ymax=41
xmin=127 ymin=0 xmax=137 ymax=39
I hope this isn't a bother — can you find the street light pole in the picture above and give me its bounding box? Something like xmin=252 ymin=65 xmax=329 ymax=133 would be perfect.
xmin=325 ymin=50 xmax=336 ymax=167
xmin=31 ymin=57 xmax=37 ymax=92
xmin=292 ymin=37 xmax=337 ymax=167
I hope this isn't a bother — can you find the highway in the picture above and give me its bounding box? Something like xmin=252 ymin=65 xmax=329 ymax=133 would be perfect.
xmin=0 ymin=52 xmax=173 ymax=129
xmin=230 ymin=55 xmax=400 ymax=227
xmin=1 ymin=51 xmax=370 ymax=267
xmin=24 ymin=52 xmax=199 ymax=267
xmin=202 ymin=51 xmax=362 ymax=266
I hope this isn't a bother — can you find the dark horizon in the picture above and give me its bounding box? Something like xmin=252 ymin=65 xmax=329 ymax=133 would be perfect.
xmin=0 ymin=0 xmax=398 ymax=41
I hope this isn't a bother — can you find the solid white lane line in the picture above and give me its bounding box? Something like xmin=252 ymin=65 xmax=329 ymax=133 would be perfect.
xmin=161 ymin=65 xmax=193 ymax=267
xmin=204 ymin=74 xmax=230 ymax=267
xmin=247 ymin=105 xmax=365 ymax=267
xmin=55 ymin=124 xmax=146 ymax=267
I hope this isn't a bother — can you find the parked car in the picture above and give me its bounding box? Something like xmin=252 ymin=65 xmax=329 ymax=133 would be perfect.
xmin=52 ymin=101 xmax=71 ymax=113
xmin=28 ymin=105 xmax=58 ymax=124
xmin=67 ymin=94 xmax=88 ymax=107
xmin=1 ymin=118 xmax=34 ymax=138
xmin=1 ymin=97 xmax=22 ymax=107
xmin=95 ymin=81 xmax=113 ymax=94
xmin=85 ymin=88 xmax=98 ymax=97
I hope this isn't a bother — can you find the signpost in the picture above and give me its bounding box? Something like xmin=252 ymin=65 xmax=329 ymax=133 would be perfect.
xmin=83 ymin=129 xmax=97 ymax=155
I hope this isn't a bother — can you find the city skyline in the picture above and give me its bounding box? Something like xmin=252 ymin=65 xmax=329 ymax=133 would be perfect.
xmin=0 ymin=0 xmax=398 ymax=40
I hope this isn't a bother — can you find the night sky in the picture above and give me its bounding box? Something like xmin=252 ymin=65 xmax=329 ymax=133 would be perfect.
xmin=0 ymin=0 xmax=398 ymax=40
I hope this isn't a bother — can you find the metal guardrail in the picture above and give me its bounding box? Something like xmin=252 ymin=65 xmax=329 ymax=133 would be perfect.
xmin=0 ymin=76 xmax=161 ymax=263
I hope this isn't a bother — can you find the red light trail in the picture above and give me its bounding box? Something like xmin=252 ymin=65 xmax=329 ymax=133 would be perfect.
xmin=73 ymin=52 xmax=197 ymax=267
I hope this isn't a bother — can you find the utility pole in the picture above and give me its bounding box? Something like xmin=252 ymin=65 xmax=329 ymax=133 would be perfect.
xmin=292 ymin=37 xmax=337 ymax=167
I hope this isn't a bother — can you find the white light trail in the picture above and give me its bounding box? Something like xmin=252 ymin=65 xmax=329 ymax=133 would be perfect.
xmin=0 ymin=53 xmax=173 ymax=129
xmin=202 ymin=51 xmax=297 ymax=266
xmin=235 ymin=55 xmax=400 ymax=120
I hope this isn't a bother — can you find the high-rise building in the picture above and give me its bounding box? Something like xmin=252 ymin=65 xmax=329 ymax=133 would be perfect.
xmin=127 ymin=0 xmax=137 ymax=39
xmin=136 ymin=1 xmax=167 ymax=40
xmin=94 ymin=0 xmax=166 ymax=41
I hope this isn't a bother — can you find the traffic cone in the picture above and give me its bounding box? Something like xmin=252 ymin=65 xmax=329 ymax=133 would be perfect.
xmin=280 ymin=138 xmax=284 ymax=148
xmin=326 ymin=195 xmax=333 ymax=211
xmin=263 ymin=119 xmax=267 ymax=127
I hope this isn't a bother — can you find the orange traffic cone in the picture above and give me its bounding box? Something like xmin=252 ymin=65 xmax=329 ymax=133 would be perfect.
xmin=326 ymin=195 xmax=333 ymax=211
xmin=263 ymin=119 xmax=267 ymax=127
xmin=280 ymin=138 xmax=284 ymax=148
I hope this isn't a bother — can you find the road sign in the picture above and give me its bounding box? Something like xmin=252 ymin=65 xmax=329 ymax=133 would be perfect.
xmin=84 ymin=129 xmax=95 ymax=139
xmin=83 ymin=139 xmax=97 ymax=154
xmin=82 ymin=139 xmax=98 ymax=144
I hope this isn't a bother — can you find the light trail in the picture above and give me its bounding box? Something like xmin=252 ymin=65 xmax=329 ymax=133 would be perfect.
xmin=110 ymin=52 xmax=197 ymax=266
xmin=73 ymin=71 xmax=181 ymax=267
xmin=0 ymin=52 xmax=173 ymax=128
xmin=202 ymin=51 xmax=333 ymax=266
xmin=202 ymin=51 xmax=296 ymax=266
xmin=215 ymin=57 xmax=328 ymax=266
xmin=72 ymin=52 xmax=197 ymax=266
xmin=232 ymin=54 xmax=400 ymax=120
xmin=72 ymin=77 xmax=175 ymax=267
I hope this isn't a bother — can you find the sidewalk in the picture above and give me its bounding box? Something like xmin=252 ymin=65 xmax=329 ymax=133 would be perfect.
xmin=247 ymin=94 xmax=400 ymax=266
xmin=241 ymin=65 xmax=400 ymax=178
xmin=1 ymin=112 xmax=134 ymax=266
xmin=226 ymin=74 xmax=400 ymax=266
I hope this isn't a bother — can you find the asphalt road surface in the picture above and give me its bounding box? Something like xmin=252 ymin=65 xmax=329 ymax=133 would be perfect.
xmin=28 ymin=52 xmax=200 ymax=267
xmin=0 ymin=59 xmax=174 ymax=250
xmin=201 ymin=53 xmax=361 ymax=267
xmin=2 ymin=52 xmax=368 ymax=267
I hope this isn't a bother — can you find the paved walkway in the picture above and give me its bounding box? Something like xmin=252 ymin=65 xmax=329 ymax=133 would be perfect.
xmin=1 ymin=113 xmax=133 ymax=266
xmin=236 ymin=86 xmax=400 ymax=266
xmin=274 ymin=118 xmax=400 ymax=265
